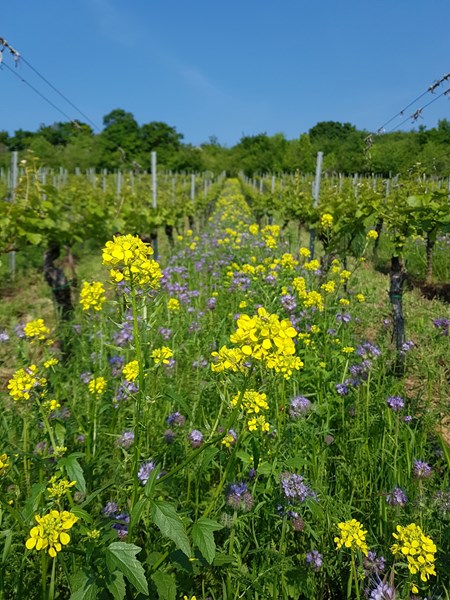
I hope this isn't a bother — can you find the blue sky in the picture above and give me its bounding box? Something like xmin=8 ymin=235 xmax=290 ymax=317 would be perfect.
xmin=1 ymin=0 xmax=449 ymax=146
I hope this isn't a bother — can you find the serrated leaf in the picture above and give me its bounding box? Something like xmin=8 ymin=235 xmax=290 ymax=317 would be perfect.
xmin=70 ymin=571 xmax=99 ymax=600
xmin=130 ymin=497 xmax=147 ymax=530
xmin=106 ymin=570 xmax=126 ymax=600
xmin=106 ymin=542 xmax=149 ymax=596
xmin=150 ymin=500 xmax=191 ymax=557
xmin=151 ymin=571 xmax=177 ymax=600
xmin=60 ymin=454 xmax=86 ymax=494
xmin=192 ymin=518 xmax=223 ymax=564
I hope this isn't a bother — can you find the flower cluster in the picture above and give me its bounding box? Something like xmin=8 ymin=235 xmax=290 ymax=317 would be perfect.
xmin=0 ymin=453 xmax=10 ymax=475
xmin=151 ymin=346 xmax=173 ymax=366
xmin=24 ymin=318 xmax=50 ymax=342
xmin=320 ymin=213 xmax=333 ymax=228
xmin=102 ymin=234 xmax=162 ymax=288
xmin=391 ymin=523 xmax=437 ymax=584
xmin=46 ymin=476 xmax=76 ymax=499
xmin=26 ymin=510 xmax=78 ymax=557
xmin=334 ymin=519 xmax=369 ymax=556
xmin=88 ymin=376 xmax=107 ymax=396
xmin=79 ymin=281 xmax=106 ymax=311
xmin=7 ymin=365 xmax=47 ymax=402
xmin=226 ymin=482 xmax=254 ymax=512
xmin=231 ymin=390 xmax=270 ymax=432
xmin=280 ymin=472 xmax=317 ymax=504
xmin=122 ymin=360 xmax=139 ymax=382
xmin=211 ymin=307 xmax=303 ymax=380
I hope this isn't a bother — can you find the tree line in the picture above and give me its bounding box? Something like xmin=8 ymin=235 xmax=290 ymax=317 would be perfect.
xmin=1 ymin=108 xmax=450 ymax=176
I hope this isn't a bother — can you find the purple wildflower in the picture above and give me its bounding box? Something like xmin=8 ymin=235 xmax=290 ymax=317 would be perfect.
xmin=159 ymin=327 xmax=172 ymax=340
xmin=14 ymin=323 xmax=26 ymax=339
xmin=280 ymin=294 xmax=297 ymax=313
xmin=306 ymin=550 xmax=323 ymax=571
xmin=103 ymin=502 xmax=118 ymax=517
xmin=112 ymin=512 xmax=130 ymax=539
xmin=386 ymin=396 xmax=404 ymax=411
xmin=189 ymin=429 xmax=203 ymax=448
xmin=289 ymin=396 xmax=311 ymax=418
xmin=356 ymin=342 xmax=381 ymax=359
xmin=368 ymin=579 xmax=397 ymax=600
xmin=336 ymin=313 xmax=352 ymax=323
xmin=115 ymin=431 xmax=134 ymax=449
xmin=364 ymin=551 xmax=386 ymax=576
xmin=113 ymin=321 xmax=134 ymax=347
xmin=114 ymin=381 xmax=139 ymax=406
xmin=401 ymin=340 xmax=415 ymax=353
xmin=335 ymin=383 xmax=349 ymax=396
xmin=280 ymin=473 xmax=316 ymax=503
xmin=386 ymin=486 xmax=407 ymax=507
xmin=433 ymin=318 xmax=450 ymax=336
xmin=206 ymin=297 xmax=217 ymax=310
xmin=80 ymin=371 xmax=93 ymax=384
xmin=226 ymin=482 xmax=254 ymax=512
xmin=137 ymin=460 xmax=156 ymax=485
xmin=109 ymin=355 xmax=125 ymax=377
xmin=413 ymin=460 xmax=432 ymax=479
xmin=163 ymin=429 xmax=176 ymax=444
xmin=166 ymin=412 xmax=186 ymax=426
xmin=0 ymin=331 xmax=9 ymax=343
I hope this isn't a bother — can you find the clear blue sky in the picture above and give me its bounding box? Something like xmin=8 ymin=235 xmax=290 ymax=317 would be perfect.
xmin=1 ymin=0 xmax=449 ymax=146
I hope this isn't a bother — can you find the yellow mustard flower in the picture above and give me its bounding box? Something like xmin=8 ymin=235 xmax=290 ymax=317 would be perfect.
xmin=88 ymin=377 xmax=107 ymax=396
xmin=167 ymin=298 xmax=180 ymax=311
xmin=102 ymin=234 xmax=162 ymax=288
xmin=47 ymin=476 xmax=76 ymax=499
xmin=366 ymin=229 xmax=379 ymax=240
xmin=7 ymin=365 xmax=46 ymax=402
xmin=24 ymin=319 xmax=50 ymax=342
xmin=320 ymin=213 xmax=333 ymax=228
xmin=26 ymin=510 xmax=78 ymax=558
xmin=391 ymin=523 xmax=437 ymax=584
xmin=79 ymin=281 xmax=106 ymax=311
xmin=0 ymin=453 xmax=10 ymax=475
xmin=122 ymin=360 xmax=139 ymax=382
xmin=43 ymin=358 xmax=59 ymax=369
xmin=152 ymin=346 xmax=173 ymax=366
xmin=334 ymin=519 xmax=369 ymax=556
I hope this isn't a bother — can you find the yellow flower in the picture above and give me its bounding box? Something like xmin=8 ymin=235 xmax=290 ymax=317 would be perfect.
xmin=248 ymin=224 xmax=259 ymax=235
xmin=247 ymin=415 xmax=270 ymax=432
xmin=304 ymin=259 xmax=320 ymax=272
xmin=299 ymin=247 xmax=311 ymax=258
xmin=231 ymin=390 xmax=268 ymax=414
xmin=320 ymin=213 xmax=333 ymax=228
xmin=340 ymin=270 xmax=351 ymax=281
xmin=86 ymin=529 xmax=100 ymax=540
xmin=391 ymin=523 xmax=437 ymax=583
xmin=43 ymin=358 xmax=59 ymax=369
xmin=342 ymin=347 xmax=354 ymax=354
xmin=239 ymin=300 xmax=247 ymax=309
xmin=355 ymin=294 xmax=366 ymax=303
xmin=79 ymin=281 xmax=106 ymax=311
xmin=47 ymin=476 xmax=76 ymax=499
xmin=366 ymin=229 xmax=379 ymax=240
xmin=41 ymin=399 xmax=61 ymax=414
xmin=151 ymin=346 xmax=173 ymax=366
xmin=0 ymin=453 xmax=10 ymax=475
xmin=167 ymin=298 xmax=180 ymax=311
xmin=321 ymin=280 xmax=336 ymax=294
xmin=88 ymin=377 xmax=107 ymax=396
xmin=122 ymin=360 xmax=139 ymax=382
xmin=24 ymin=319 xmax=50 ymax=342
xmin=26 ymin=510 xmax=78 ymax=558
xmin=7 ymin=365 xmax=46 ymax=402
xmin=102 ymin=234 xmax=162 ymax=288
xmin=334 ymin=519 xmax=369 ymax=556
xmin=183 ymin=596 xmax=197 ymax=600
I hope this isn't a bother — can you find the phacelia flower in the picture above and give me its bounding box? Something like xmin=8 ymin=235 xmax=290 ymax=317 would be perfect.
xmin=413 ymin=460 xmax=432 ymax=479
xmin=306 ymin=550 xmax=323 ymax=571
xmin=281 ymin=472 xmax=317 ymax=504
xmin=115 ymin=431 xmax=135 ymax=449
xmin=137 ymin=460 xmax=156 ymax=485
xmin=189 ymin=430 xmax=203 ymax=448
xmin=386 ymin=486 xmax=408 ymax=507
xmin=79 ymin=281 xmax=106 ymax=311
xmin=334 ymin=519 xmax=369 ymax=556
xmin=386 ymin=396 xmax=404 ymax=411
xmin=226 ymin=482 xmax=254 ymax=512
xmin=289 ymin=396 xmax=312 ymax=418
xmin=25 ymin=510 xmax=78 ymax=557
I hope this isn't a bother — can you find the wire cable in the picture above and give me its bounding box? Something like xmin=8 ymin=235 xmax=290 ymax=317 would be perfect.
xmin=387 ymin=85 xmax=450 ymax=133
xmin=1 ymin=61 xmax=77 ymax=124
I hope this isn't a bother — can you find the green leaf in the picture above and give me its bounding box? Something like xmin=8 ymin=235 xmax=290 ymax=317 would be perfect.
xmin=144 ymin=464 xmax=160 ymax=498
xmin=25 ymin=232 xmax=42 ymax=245
xmin=54 ymin=422 xmax=66 ymax=447
xmin=130 ymin=497 xmax=147 ymax=530
xmin=70 ymin=571 xmax=99 ymax=600
xmin=106 ymin=542 xmax=149 ymax=596
xmin=106 ymin=570 xmax=126 ymax=600
xmin=150 ymin=500 xmax=191 ymax=557
xmin=151 ymin=571 xmax=177 ymax=600
xmin=60 ymin=454 xmax=86 ymax=494
xmin=192 ymin=518 xmax=223 ymax=564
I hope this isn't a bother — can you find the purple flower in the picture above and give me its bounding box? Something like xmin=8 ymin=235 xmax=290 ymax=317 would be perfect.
xmin=413 ymin=460 xmax=432 ymax=479
xmin=14 ymin=323 xmax=26 ymax=339
xmin=103 ymin=502 xmax=118 ymax=517
xmin=137 ymin=460 xmax=156 ymax=485
xmin=306 ymin=550 xmax=323 ymax=571
xmin=386 ymin=486 xmax=407 ymax=506
xmin=401 ymin=340 xmax=415 ymax=353
xmin=368 ymin=579 xmax=397 ymax=600
xmin=114 ymin=381 xmax=139 ymax=406
xmin=386 ymin=396 xmax=404 ymax=411
xmin=280 ymin=473 xmax=316 ymax=503
xmin=0 ymin=331 xmax=9 ymax=343
xmin=336 ymin=313 xmax=352 ymax=324
xmin=112 ymin=512 xmax=130 ymax=539
xmin=189 ymin=429 xmax=203 ymax=448
xmin=433 ymin=317 xmax=450 ymax=336
xmin=159 ymin=327 xmax=172 ymax=340
xmin=113 ymin=321 xmax=134 ymax=347
xmin=226 ymin=482 xmax=254 ymax=512
xmin=109 ymin=355 xmax=125 ymax=377
xmin=192 ymin=356 xmax=208 ymax=368
xmin=356 ymin=342 xmax=381 ymax=359
xmin=115 ymin=431 xmax=134 ymax=449
xmin=80 ymin=371 xmax=93 ymax=384
xmin=206 ymin=297 xmax=217 ymax=310
xmin=163 ymin=429 xmax=176 ymax=444
xmin=403 ymin=415 xmax=412 ymax=423
xmin=432 ymin=490 xmax=450 ymax=512
xmin=364 ymin=551 xmax=386 ymax=576
xmin=335 ymin=383 xmax=349 ymax=396
xmin=166 ymin=412 xmax=186 ymax=426
xmin=280 ymin=294 xmax=297 ymax=313
xmin=289 ymin=396 xmax=311 ymax=418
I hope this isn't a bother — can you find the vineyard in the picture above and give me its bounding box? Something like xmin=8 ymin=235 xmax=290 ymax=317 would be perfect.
xmin=0 ymin=164 xmax=450 ymax=600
